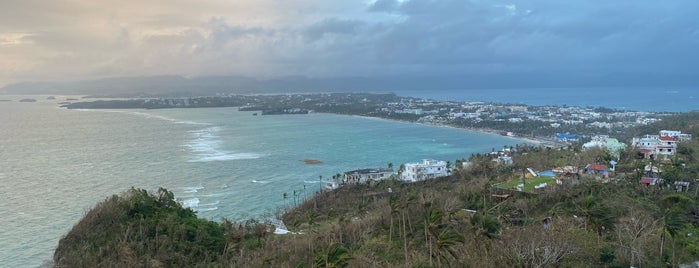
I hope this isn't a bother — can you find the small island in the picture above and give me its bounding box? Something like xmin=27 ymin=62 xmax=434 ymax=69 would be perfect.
xmin=19 ymin=98 xmax=37 ymax=102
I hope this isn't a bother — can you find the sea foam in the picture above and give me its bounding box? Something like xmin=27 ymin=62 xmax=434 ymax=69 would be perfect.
xmin=182 ymin=186 xmax=204 ymax=193
xmin=185 ymin=127 xmax=262 ymax=162
xmin=179 ymin=198 xmax=200 ymax=208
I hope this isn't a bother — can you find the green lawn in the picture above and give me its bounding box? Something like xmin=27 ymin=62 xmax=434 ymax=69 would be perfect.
xmin=495 ymin=176 xmax=555 ymax=192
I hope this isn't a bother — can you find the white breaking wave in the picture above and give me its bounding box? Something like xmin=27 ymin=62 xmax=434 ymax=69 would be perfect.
xmin=73 ymin=109 xmax=208 ymax=125
xmin=182 ymin=186 xmax=204 ymax=193
xmin=191 ymin=153 xmax=262 ymax=162
xmin=199 ymin=201 xmax=220 ymax=207
xmin=179 ymin=198 xmax=200 ymax=208
xmin=185 ymin=127 xmax=262 ymax=162
xmin=127 ymin=111 xmax=209 ymax=125
xmin=251 ymin=180 xmax=269 ymax=184
xmin=197 ymin=207 xmax=219 ymax=212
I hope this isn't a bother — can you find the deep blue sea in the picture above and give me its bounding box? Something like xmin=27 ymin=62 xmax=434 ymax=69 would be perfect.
xmin=0 ymin=96 xmax=526 ymax=267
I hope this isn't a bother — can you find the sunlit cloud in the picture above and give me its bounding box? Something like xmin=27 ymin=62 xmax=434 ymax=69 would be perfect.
xmin=0 ymin=0 xmax=698 ymax=87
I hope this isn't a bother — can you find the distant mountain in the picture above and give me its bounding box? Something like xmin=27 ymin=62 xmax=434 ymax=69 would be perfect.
xmin=2 ymin=73 xmax=698 ymax=97
xmin=0 ymin=75 xmax=388 ymax=97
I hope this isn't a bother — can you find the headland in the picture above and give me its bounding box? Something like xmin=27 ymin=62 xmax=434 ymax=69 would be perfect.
xmin=59 ymin=92 xmax=668 ymax=146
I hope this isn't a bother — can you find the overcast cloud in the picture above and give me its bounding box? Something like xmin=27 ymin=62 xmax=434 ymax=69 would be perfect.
xmin=0 ymin=0 xmax=697 ymax=87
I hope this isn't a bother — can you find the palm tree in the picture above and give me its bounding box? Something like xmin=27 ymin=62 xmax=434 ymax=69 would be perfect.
xmin=313 ymin=243 xmax=351 ymax=268
xmin=400 ymin=194 xmax=417 ymax=264
xmin=388 ymin=195 xmax=400 ymax=242
xmin=577 ymin=196 xmax=614 ymax=235
xmin=659 ymin=209 xmax=683 ymax=260
xmin=435 ymin=228 xmax=464 ymax=267
xmin=319 ymin=175 xmax=323 ymax=193
xmin=424 ymin=204 xmax=444 ymax=267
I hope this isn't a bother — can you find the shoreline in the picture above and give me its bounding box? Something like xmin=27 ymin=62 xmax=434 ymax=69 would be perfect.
xmin=342 ymin=113 xmax=555 ymax=147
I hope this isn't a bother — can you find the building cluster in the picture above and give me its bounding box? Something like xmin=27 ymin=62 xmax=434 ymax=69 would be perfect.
xmin=379 ymin=98 xmax=662 ymax=137
xmin=631 ymin=130 xmax=692 ymax=161
xmin=328 ymin=159 xmax=450 ymax=189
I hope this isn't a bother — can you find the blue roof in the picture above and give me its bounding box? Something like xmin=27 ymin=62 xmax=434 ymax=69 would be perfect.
xmin=556 ymin=133 xmax=580 ymax=139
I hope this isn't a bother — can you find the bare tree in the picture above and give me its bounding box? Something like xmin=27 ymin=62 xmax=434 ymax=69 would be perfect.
xmin=500 ymin=220 xmax=579 ymax=268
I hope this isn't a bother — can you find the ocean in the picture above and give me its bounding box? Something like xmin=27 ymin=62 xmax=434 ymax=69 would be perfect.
xmin=0 ymin=96 xmax=526 ymax=267
xmin=394 ymin=87 xmax=698 ymax=112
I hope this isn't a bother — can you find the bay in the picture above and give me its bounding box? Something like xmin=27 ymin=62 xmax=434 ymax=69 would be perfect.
xmin=0 ymin=97 xmax=525 ymax=267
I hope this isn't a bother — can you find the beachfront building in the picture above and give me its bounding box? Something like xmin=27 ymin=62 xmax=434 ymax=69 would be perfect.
xmin=660 ymin=130 xmax=693 ymax=141
xmin=344 ymin=168 xmax=394 ymax=184
xmin=582 ymin=135 xmax=627 ymax=160
xmin=401 ymin=159 xmax=449 ymax=182
xmin=556 ymin=133 xmax=581 ymax=143
xmin=632 ymin=130 xmax=692 ymax=160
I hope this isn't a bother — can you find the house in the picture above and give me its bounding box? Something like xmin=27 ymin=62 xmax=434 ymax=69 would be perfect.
xmin=493 ymin=155 xmax=513 ymax=165
xmin=632 ymin=130 xmax=691 ymax=160
xmin=401 ymin=159 xmax=449 ymax=182
xmin=674 ymin=181 xmax=690 ymax=192
xmin=639 ymin=177 xmax=664 ymax=186
xmin=585 ymin=164 xmax=608 ymax=175
xmin=660 ymin=130 xmax=692 ymax=141
xmin=582 ymin=135 xmax=627 ymax=160
xmin=344 ymin=168 xmax=394 ymax=184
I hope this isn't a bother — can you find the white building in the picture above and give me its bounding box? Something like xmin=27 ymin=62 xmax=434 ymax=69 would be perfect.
xmin=344 ymin=168 xmax=394 ymax=184
xmin=660 ymin=130 xmax=692 ymax=141
xmin=401 ymin=159 xmax=449 ymax=182
xmin=582 ymin=135 xmax=627 ymax=159
xmin=632 ymin=130 xmax=692 ymax=160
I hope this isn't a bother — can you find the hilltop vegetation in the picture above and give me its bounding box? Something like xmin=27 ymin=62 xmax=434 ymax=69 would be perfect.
xmin=54 ymin=112 xmax=699 ymax=267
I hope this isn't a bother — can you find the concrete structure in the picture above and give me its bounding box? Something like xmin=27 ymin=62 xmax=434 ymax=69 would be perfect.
xmin=556 ymin=133 xmax=581 ymax=143
xmin=401 ymin=159 xmax=449 ymax=182
xmin=582 ymin=135 xmax=627 ymax=160
xmin=660 ymin=130 xmax=692 ymax=141
xmin=492 ymin=155 xmax=513 ymax=165
xmin=344 ymin=168 xmax=394 ymax=184
xmin=632 ymin=130 xmax=692 ymax=160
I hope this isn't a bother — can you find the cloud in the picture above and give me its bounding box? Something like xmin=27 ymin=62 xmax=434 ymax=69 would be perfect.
xmin=368 ymin=0 xmax=402 ymax=13
xmin=1 ymin=0 xmax=698 ymax=87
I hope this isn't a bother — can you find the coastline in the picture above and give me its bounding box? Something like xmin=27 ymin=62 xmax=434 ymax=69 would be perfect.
xmin=343 ymin=113 xmax=552 ymax=147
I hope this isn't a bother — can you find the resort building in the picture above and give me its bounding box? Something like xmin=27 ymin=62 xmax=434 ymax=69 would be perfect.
xmin=660 ymin=130 xmax=692 ymax=141
xmin=343 ymin=168 xmax=394 ymax=184
xmin=582 ymin=135 xmax=627 ymax=160
xmin=401 ymin=159 xmax=449 ymax=182
xmin=632 ymin=130 xmax=692 ymax=160
xmin=556 ymin=133 xmax=581 ymax=143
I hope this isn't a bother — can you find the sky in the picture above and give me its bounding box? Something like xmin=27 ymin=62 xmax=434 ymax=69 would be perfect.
xmin=1 ymin=0 xmax=698 ymax=88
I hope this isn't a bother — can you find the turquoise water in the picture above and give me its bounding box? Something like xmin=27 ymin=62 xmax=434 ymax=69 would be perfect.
xmin=396 ymin=87 xmax=699 ymax=112
xmin=0 ymin=97 xmax=526 ymax=267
